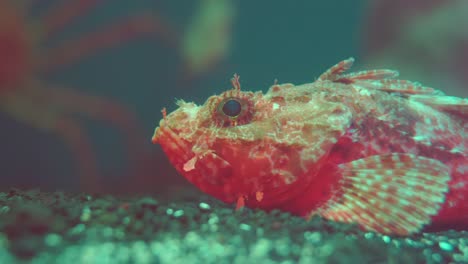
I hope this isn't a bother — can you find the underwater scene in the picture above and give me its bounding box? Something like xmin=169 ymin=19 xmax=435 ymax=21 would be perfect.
xmin=1 ymin=0 xmax=467 ymax=263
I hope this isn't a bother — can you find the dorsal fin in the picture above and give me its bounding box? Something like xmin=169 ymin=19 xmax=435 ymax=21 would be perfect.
xmin=338 ymin=69 xmax=399 ymax=82
xmin=353 ymin=79 xmax=442 ymax=95
xmin=317 ymin=58 xmax=355 ymax=81
xmin=318 ymin=58 xmax=447 ymax=96
xmin=318 ymin=58 xmax=467 ymax=119
xmin=409 ymin=94 xmax=468 ymax=119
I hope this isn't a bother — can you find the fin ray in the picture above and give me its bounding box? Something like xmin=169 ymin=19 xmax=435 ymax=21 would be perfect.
xmin=338 ymin=69 xmax=399 ymax=82
xmin=409 ymin=94 xmax=468 ymax=118
xmin=318 ymin=154 xmax=450 ymax=235
xmin=352 ymin=79 xmax=441 ymax=95
xmin=317 ymin=57 xmax=355 ymax=81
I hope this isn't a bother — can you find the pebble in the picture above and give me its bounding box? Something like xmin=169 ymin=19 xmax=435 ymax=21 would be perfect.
xmin=439 ymin=241 xmax=454 ymax=251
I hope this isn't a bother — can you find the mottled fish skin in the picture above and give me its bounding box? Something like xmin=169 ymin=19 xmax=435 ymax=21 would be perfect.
xmin=152 ymin=58 xmax=468 ymax=235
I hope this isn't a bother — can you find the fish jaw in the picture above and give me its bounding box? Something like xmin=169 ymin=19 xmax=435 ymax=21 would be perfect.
xmin=154 ymin=120 xmax=243 ymax=202
xmin=152 ymin=102 xmax=238 ymax=201
xmin=152 ymin=118 xmax=197 ymax=183
xmin=152 ymin=100 xmax=201 ymax=140
xmin=152 ymin=102 xmax=202 ymax=181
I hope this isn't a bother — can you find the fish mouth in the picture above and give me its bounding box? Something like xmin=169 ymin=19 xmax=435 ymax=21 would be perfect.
xmin=151 ymin=119 xmax=166 ymax=144
xmin=152 ymin=120 xmax=193 ymax=170
xmin=152 ymin=102 xmax=201 ymax=145
xmin=151 ymin=116 xmax=184 ymax=144
xmin=151 ymin=127 xmax=160 ymax=144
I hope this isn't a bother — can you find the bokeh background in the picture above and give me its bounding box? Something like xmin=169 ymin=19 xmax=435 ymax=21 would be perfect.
xmin=1 ymin=0 xmax=466 ymax=194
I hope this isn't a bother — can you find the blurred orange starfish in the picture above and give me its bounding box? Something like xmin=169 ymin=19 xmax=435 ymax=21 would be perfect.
xmin=0 ymin=0 xmax=174 ymax=192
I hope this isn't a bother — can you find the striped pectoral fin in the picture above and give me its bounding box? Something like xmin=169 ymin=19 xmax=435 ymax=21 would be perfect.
xmin=317 ymin=154 xmax=450 ymax=235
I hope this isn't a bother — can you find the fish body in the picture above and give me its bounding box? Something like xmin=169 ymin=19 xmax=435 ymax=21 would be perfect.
xmin=153 ymin=58 xmax=468 ymax=235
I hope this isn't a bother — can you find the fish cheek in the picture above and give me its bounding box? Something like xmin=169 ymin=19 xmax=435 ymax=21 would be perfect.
xmin=188 ymin=151 xmax=235 ymax=201
xmin=198 ymin=152 xmax=234 ymax=184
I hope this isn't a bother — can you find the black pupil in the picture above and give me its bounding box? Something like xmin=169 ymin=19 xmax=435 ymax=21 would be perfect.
xmin=222 ymin=99 xmax=242 ymax=117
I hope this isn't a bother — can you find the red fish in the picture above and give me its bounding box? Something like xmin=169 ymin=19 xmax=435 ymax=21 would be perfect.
xmin=152 ymin=58 xmax=468 ymax=235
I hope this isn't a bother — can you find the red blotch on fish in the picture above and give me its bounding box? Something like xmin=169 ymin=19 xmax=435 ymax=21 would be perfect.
xmin=152 ymin=57 xmax=468 ymax=235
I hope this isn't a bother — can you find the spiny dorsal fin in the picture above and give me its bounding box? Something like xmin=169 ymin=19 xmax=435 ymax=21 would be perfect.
xmin=318 ymin=58 xmax=445 ymax=96
xmin=353 ymin=79 xmax=442 ymax=95
xmin=317 ymin=57 xmax=355 ymax=81
xmin=338 ymin=69 xmax=399 ymax=82
xmin=318 ymin=154 xmax=450 ymax=235
xmin=409 ymin=94 xmax=468 ymax=119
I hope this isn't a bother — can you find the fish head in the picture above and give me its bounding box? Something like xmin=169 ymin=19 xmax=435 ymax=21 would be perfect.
xmin=152 ymin=76 xmax=353 ymax=207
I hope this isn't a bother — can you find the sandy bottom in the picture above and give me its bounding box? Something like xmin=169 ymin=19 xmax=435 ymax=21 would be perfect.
xmin=0 ymin=188 xmax=466 ymax=263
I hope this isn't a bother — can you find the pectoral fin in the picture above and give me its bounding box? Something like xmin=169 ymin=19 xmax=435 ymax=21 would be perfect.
xmin=318 ymin=154 xmax=450 ymax=235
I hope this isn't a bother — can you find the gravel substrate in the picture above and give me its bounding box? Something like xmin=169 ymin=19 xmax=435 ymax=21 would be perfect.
xmin=0 ymin=189 xmax=466 ymax=263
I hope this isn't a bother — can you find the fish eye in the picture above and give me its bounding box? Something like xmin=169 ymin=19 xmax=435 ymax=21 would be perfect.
xmin=212 ymin=94 xmax=254 ymax=127
xmin=222 ymin=99 xmax=242 ymax=117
